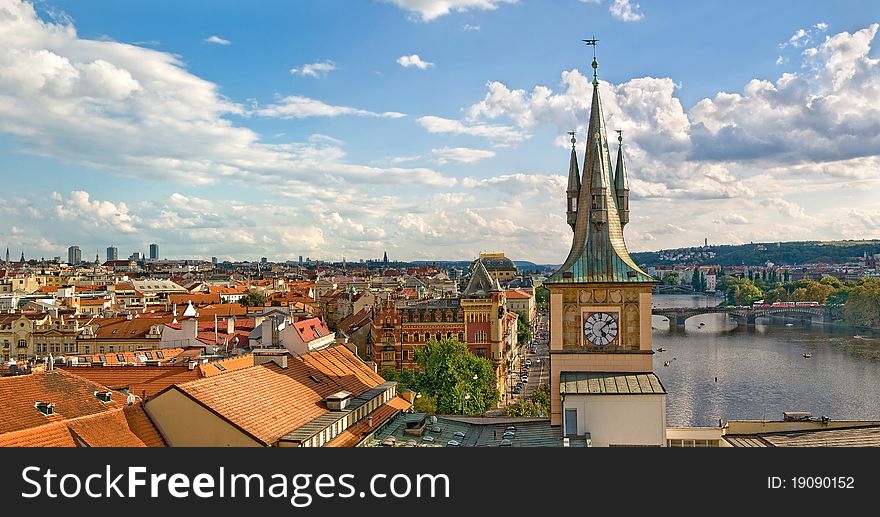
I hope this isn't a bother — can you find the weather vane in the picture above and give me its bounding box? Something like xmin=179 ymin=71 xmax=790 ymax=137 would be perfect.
xmin=567 ymin=130 xmax=576 ymax=147
xmin=582 ymin=37 xmax=599 ymax=59
xmin=615 ymin=129 xmax=623 ymax=143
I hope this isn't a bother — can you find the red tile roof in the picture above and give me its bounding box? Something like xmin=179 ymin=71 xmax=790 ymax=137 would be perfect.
xmin=57 ymin=365 xmax=200 ymax=399
xmin=198 ymin=354 xmax=255 ymax=378
xmin=0 ymin=369 xmax=126 ymax=435
xmin=161 ymin=345 xmax=385 ymax=445
xmin=64 ymin=348 xmax=186 ymax=366
xmin=0 ymin=405 xmax=165 ymax=447
xmin=505 ymin=289 xmax=533 ymax=299
xmin=293 ymin=317 xmax=331 ymax=343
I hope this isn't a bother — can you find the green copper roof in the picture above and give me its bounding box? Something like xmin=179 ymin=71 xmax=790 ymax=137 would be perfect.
xmin=546 ymin=62 xmax=652 ymax=285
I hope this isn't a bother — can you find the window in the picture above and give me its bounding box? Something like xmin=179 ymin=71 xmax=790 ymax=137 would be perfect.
xmin=402 ymin=350 xmax=409 ymax=360
xmin=109 ymin=346 xmax=115 ymax=352
xmin=435 ymin=332 xmax=441 ymax=341
xmin=215 ymin=363 xmax=226 ymax=371
xmin=17 ymin=339 xmax=26 ymax=348
xmin=458 ymin=332 xmax=464 ymax=341
xmin=99 ymin=346 xmax=105 ymax=353
xmin=476 ymin=348 xmax=486 ymax=358
xmin=2 ymin=340 xmax=8 ymax=349
xmin=98 ymin=355 xmax=106 ymax=362
xmin=155 ymin=351 xmax=164 ymax=359
xmin=145 ymin=352 xmax=153 ymax=360
xmin=117 ymin=354 xmax=125 ymax=362
xmin=424 ymin=333 xmax=430 ymax=342
xmin=111 ymin=329 xmax=118 ymax=334
xmin=402 ymin=333 xmax=408 ymax=343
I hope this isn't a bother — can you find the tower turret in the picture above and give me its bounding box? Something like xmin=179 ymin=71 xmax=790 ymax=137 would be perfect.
xmin=614 ymin=130 xmax=630 ymax=228
xmin=566 ymin=132 xmax=581 ymax=231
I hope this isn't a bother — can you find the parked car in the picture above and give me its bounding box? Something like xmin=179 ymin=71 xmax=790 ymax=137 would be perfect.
xmin=499 ymin=439 xmax=513 ymax=446
xmin=446 ymin=440 xmax=460 ymax=447
xmin=521 ymin=374 xmax=528 ymax=383
xmin=525 ymin=358 xmax=532 ymax=367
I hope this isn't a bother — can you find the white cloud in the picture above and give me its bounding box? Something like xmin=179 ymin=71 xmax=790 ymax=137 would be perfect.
xmin=397 ymin=54 xmax=434 ymax=69
xmin=204 ymin=35 xmax=230 ymax=45
xmin=815 ymin=22 xmax=829 ymax=31
xmin=382 ymin=0 xmax=517 ymax=22
xmin=290 ymin=60 xmax=337 ymax=78
xmin=720 ymin=213 xmax=749 ymax=225
xmin=463 ymin=24 xmax=480 ymax=31
xmin=53 ymin=191 xmax=138 ymax=233
xmin=609 ymin=0 xmax=643 ymax=22
xmin=0 ymin=0 xmax=451 ymax=196
xmin=788 ymin=28 xmax=809 ymax=48
xmin=776 ymin=56 xmax=785 ymax=65
xmin=430 ymin=147 xmax=495 ymax=164
xmin=254 ymin=95 xmax=406 ymax=119
xmin=416 ymin=115 xmax=528 ymax=146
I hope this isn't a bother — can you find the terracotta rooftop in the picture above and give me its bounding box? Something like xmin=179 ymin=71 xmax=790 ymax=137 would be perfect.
xmin=0 ymin=369 xmax=126 ymax=435
xmin=64 ymin=348 xmax=186 ymax=366
xmin=293 ymin=317 xmax=332 ymax=343
xmin=0 ymin=405 xmax=165 ymax=447
xmin=162 ymin=345 xmax=385 ymax=445
xmin=198 ymin=354 xmax=255 ymax=377
xmin=57 ymin=365 xmax=201 ymax=399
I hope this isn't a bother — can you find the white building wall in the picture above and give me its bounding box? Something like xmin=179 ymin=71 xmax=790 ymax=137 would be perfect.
xmin=562 ymin=394 xmax=666 ymax=447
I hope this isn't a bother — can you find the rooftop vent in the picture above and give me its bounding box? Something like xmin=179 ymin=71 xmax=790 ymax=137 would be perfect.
xmin=783 ymin=411 xmax=812 ymax=422
xmin=325 ymin=390 xmax=353 ymax=411
xmin=35 ymin=402 xmax=55 ymax=416
xmin=94 ymin=391 xmax=113 ymax=403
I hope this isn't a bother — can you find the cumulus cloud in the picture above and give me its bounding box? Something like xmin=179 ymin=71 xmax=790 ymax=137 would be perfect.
xmin=720 ymin=213 xmax=749 ymax=225
xmin=609 ymin=0 xmax=644 ymax=22
xmin=289 ymin=60 xmax=337 ymax=78
xmin=53 ymin=191 xmax=138 ymax=233
xmin=382 ymin=0 xmax=518 ymax=22
xmin=0 ymin=1 xmax=451 ymax=194
xmin=204 ymin=35 xmax=230 ymax=45
xmin=397 ymin=54 xmax=434 ymax=69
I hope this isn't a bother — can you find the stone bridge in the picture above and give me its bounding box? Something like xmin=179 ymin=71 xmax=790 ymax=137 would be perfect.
xmin=652 ymin=305 xmax=843 ymax=331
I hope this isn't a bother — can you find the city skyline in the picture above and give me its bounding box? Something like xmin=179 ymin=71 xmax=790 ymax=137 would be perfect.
xmin=1 ymin=0 xmax=879 ymax=263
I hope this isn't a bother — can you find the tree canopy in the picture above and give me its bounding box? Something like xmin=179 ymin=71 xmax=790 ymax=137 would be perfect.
xmin=383 ymin=338 xmax=499 ymax=415
xmin=239 ymin=290 xmax=268 ymax=307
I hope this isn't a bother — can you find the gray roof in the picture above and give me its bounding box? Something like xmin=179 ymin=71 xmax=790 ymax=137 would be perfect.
xmin=724 ymin=425 xmax=880 ymax=447
xmin=559 ymin=372 xmax=666 ymax=395
xmin=462 ymin=259 xmax=499 ymax=298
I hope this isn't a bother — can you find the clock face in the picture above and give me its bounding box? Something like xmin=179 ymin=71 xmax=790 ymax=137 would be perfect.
xmin=583 ymin=312 xmax=618 ymax=346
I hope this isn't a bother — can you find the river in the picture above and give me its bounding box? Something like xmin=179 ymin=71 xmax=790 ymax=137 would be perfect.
xmin=651 ymin=294 xmax=880 ymax=427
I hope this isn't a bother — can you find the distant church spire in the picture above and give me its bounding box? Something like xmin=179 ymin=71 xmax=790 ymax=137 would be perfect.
xmin=20 ymin=251 xmax=24 ymax=263
xmin=614 ymin=129 xmax=630 ymax=229
xmin=5 ymin=247 xmax=9 ymax=265
xmin=566 ymin=131 xmax=581 ymax=231
xmin=383 ymin=251 xmax=388 ymax=265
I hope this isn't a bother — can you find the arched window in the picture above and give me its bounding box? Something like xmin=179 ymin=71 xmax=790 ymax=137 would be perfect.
xmin=425 ymin=332 xmax=431 ymax=342
xmin=402 ymin=333 xmax=408 ymax=343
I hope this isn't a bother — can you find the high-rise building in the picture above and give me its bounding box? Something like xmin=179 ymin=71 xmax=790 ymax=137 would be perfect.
xmin=106 ymin=246 xmax=118 ymax=262
xmin=67 ymin=245 xmax=81 ymax=265
xmin=211 ymin=256 xmax=218 ymax=266
xmin=129 ymin=252 xmax=141 ymax=261
xmin=149 ymin=243 xmax=159 ymax=261
xmin=544 ymin=52 xmax=666 ymax=446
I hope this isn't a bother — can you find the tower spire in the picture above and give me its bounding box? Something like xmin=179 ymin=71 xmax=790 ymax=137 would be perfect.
xmin=614 ymin=130 xmax=630 ymax=228
xmin=547 ymin=41 xmax=651 ymax=284
xmin=565 ymin=131 xmax=581 ymax=231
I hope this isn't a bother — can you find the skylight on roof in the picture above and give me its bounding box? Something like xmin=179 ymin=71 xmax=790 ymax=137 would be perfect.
xmin=215 ymin=363 xmax=226 ymax=371
xmin=308 ymin=375 xmax=321 ymax=383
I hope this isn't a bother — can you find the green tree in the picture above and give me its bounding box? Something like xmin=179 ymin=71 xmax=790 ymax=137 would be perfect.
xmin=662 ymin=271 xmax=679 ymax=285
xmin=844 ymin=277 xmax=880 ymax=328
xmin=819 ymin=275 xmax=843 ymax=289
xmin=764 ymin=286 xmax=789 ymax=304
xmin=515 ymin=314 xmax=532 ymax=348
xmin=409 ymin=338 xmax=499 ymax=415
xmin=504 ymin=383 xmax=551 ymax=417
xmin=239 ymin=290 xmax=267 ymax=307
xmin=691 ymin=270 xmax=701 ymax=292
xmin=534 ymin=285 xmax=549 ymax=310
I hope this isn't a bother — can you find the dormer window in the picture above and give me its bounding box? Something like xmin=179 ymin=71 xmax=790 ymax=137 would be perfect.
xmin=35 ymin=402 xmax=54 ymax=416
xmin=94 ymin=391 xmax=112 ymax=403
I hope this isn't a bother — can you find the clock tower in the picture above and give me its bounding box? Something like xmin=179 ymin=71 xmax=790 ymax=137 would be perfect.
xmin=546 ymin=53 xmax=666 ymax=446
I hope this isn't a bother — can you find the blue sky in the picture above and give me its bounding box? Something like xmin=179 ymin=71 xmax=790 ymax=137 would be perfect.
xmin=1 ymin=0 xmax=879 ymax=263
